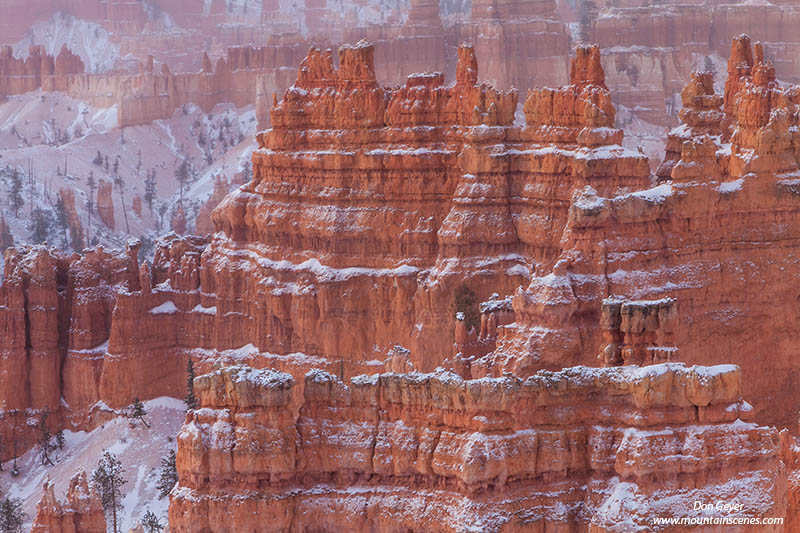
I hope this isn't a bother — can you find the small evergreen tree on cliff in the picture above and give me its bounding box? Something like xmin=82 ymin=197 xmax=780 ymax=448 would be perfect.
xmin=92 ymin=451 xmax=127 ymax=533
xmin=128 ymin=398 xmax=150 ymax=428
xmin=36 ymin=409 xmax=55 ymax=466
xmin=141 ymin=509 xmax=163 ymax=532
xmin=454 ymin=284 xmax=480 ymax=333
xmin=185 ymin=357 xmax=197 ymax=410
xmin=156 ymin=449 xmax=178 ymax=499
xmin=0 ymin=497 xmax=25 ymax=533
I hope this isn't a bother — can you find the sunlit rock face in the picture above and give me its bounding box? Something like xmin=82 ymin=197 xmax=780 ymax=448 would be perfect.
xmin=168 ymin=362 xmax=787 ymax=532
xmin=5 ymin=35 xmax=800 ymax=531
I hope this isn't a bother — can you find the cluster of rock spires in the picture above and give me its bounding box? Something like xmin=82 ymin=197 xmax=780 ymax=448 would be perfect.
xmin=5 ymin=36 xmax=800 ymax=529
xmin=0 ymin=43 xmax=301 ymax=128
xmin=31 ymin=471 xmax=105 ymax=532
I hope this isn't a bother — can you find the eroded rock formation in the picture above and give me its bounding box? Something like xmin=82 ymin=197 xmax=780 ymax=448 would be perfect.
xmin=3 ymin=37 xmax=800 ymax=531
xmin=169 ymin=362 xmax=785 ymax=531
xmin=31 ymin=471 xmax=106 ymax=533
xmin=96 ymin=179 xmax=115 ymax=230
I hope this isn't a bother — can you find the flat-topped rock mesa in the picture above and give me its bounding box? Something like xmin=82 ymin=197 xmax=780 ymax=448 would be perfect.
xmin=169 ymin=362 xmax=789 ymax=531
xmin=478 ymin=34 xmax=800 ymax=426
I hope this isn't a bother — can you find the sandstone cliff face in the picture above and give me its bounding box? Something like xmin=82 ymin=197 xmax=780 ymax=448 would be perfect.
xmin=5 ymin=37 xmax=800 ymax=530
xmin=0 ymin=45 xmax=84 ymax=95
xmin=480 ymin=35 xmax=800 ymax=426
xmin=0 ymin=242 xmax=140 ymax=458
xmin=31 ymin=471 xmax=106 ymax=533
xmin=169 ymin=362 xmax=786 ymax=531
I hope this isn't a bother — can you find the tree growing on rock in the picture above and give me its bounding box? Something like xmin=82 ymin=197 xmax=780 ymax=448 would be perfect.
xmin=454 ymin=283 xmax=479 ymax=333
xmin=156 ymin=449 xmax=178 ymax=498
xmin=185 ymin=357 xmax=197 ymax=410
xmin=127 ymin=398 xmax=150 ymax=428
xmin=92 ymin=451 xmax=127 ymax=533
xmin=86 ymin=171 xmax=96 ymax=243
xmin=36 ymin=409 xmax=56 ymax=466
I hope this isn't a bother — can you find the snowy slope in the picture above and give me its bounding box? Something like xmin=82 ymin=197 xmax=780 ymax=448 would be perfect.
xmin=0 ymin=397 xmax=186 ymax=531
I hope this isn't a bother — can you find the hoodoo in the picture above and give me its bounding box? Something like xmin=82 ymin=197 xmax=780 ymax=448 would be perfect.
xmin=4 ymin=37 xmax=800 ymax=531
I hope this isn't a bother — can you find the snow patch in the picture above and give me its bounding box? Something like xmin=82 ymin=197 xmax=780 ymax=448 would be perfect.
xmin=149 ymin=301 xmax=178 ymax=315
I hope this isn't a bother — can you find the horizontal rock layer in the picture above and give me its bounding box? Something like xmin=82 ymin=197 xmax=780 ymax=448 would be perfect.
xmin=168 ymin=362 xmax=787 ymax=532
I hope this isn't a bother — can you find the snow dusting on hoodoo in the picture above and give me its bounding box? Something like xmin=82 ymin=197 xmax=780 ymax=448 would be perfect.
xmin=2 ymin=2 xmax=800 ymax=531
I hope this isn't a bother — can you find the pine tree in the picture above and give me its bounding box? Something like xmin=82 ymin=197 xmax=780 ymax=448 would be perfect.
xmin=0 ymin=215 xmax=12 ymax=253
xmin=29 ymin=207 xmax=52 ymax=244
xmin=128 ymin=397 xmax=150 ymax=428
xmin=92 ymin=150 xmax=103 ymax=166
xmin=7 ymin=169 xmax=23 ymax=218
xmin=55 ymin=429 xmax=65 ymax=450
xmin=144 ymin=171 xmax=157 ymax=215
xmin=157 ymin=202 xmax=168 ymax=231
xmin=114 ymin=174 xmax=130 ymax=234
xmin=0 ymin=497 xmax=26 ymax=533
xmin=156 ymin=449 xmax=178 ymax=499
xmin=86 ymin=171 xmax=96 ymax=244
xmin=185 ymin=357 xmax=197 ymax=410
xmin=141 ymin=509 xmax=163 ymax=532
xmin=36 ymin=409 xmax=55 ymax=466
xmin=54 ymin=196 xmax=69 ymax=248
xmin=174 ymin=160 xmax=189 ymax=202
xmin=242 ymin=160 xmax=252 ymax=183
xmin=86 ymin=171 xmax=97 ymax=217
xmin=454 ymin=284 xmax=479 ymax=333
xmin=92 ymin=451 xmax=127 ymax=533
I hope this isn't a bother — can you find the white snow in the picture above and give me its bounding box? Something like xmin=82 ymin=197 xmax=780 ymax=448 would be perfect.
xmin=628 ymin=183 xmax=673 ymax=203
xmin=149 ymin=301 xmax=178 ymax=315
xmin=0 ymin=398 xmax=186 ymax=531
xmin=190 ymin=304 xmax=217 ymax=315
xmin=717 ymin=178 xmax=743 ymax=194
xmin=13 ymin=13 xmax=121 ymax=73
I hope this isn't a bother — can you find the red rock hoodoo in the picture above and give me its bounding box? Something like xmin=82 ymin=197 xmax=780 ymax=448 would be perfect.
xmin=31 ymin=471 xmax=107 ymax=532
xmin=4 ymin=38 xmax=800 ymax=531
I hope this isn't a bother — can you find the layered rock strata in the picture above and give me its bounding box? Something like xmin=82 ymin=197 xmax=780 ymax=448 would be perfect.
xmin=481 ymin=35 xmax=800 ymax=426
xmin=169 ymin=362 xmax=786 ymax=531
